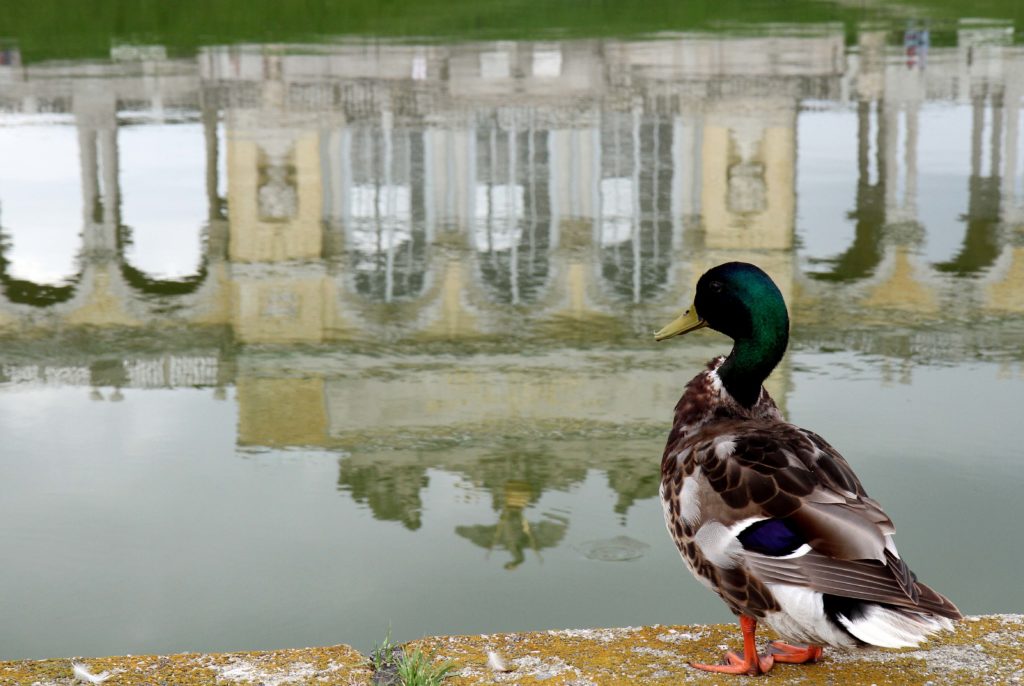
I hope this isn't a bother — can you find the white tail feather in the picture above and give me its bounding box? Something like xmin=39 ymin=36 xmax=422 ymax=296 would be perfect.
xmin=837 ymin=604 xmax=954 ymax=648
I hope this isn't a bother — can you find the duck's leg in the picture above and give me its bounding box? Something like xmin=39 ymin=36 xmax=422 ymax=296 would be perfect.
xmin=769 ymin=641 xmax=823 ymax=663
xmin=689 ymin=615 xmax=775 ymax=676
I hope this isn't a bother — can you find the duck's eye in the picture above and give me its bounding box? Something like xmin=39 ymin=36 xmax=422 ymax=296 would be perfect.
xmin=709 ymin=280 xmax=724 ymax=293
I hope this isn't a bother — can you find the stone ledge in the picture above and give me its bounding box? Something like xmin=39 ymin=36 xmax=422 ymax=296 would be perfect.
xmin=0 ymin=645 xmax=371 ymax=686
xmin=2 ymin=614 xmax=1021 ymax=685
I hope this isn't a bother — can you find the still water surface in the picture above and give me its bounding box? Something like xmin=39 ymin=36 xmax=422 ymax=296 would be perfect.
xmin=1 ymin=14 xmax=1023 ymax=660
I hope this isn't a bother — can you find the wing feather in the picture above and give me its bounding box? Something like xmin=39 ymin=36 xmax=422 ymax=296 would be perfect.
xmin=748 ymin=552 xmax=958 ymax=618
xmin=693 ymin=420 xmax=961 ymax=620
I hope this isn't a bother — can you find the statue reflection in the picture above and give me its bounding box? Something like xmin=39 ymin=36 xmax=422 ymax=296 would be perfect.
xmin=455 ymin=480 xmax=568 ymax=570
xmin=452 ymin=444 xmax=580 ymax=569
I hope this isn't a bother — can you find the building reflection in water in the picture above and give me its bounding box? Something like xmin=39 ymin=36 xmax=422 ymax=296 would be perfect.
xmin=2 ymin=25 xmax=1022 ymax=333
xmin=1 ymin=23 xmax=1023 ymax=568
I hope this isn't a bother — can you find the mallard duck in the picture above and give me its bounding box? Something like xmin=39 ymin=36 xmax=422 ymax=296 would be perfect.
xmin=654 ymin=262 xmax=961 ymax=676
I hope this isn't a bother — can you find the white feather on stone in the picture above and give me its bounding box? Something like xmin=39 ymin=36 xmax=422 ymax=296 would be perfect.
xmin=487 ymin=650 xmax=512 ymax=672
xmin=72 ymin=662 xmax=111 ymax=684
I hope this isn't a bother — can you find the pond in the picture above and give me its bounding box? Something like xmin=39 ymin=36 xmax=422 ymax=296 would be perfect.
xmin=1 ymin=3 xmax=1023 ymax=661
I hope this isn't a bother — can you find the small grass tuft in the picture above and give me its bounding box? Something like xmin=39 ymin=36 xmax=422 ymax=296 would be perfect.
xmin=370 ymin=628 xmax=455 ymax=686
xmin=370 ymin=627 xmax=397 ymax=673
xmin=394 ymin=647 xmax=457 ymax=686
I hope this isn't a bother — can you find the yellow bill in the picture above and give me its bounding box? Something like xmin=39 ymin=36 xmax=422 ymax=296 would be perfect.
xmin=654 ymin=304 xmax=707 ymax=341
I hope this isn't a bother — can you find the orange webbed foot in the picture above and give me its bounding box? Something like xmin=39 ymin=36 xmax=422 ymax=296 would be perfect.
xmin=690 ymin=650 xmax=775 ymax=675
xmin=769 ymin=641 xmax=823 ymax=664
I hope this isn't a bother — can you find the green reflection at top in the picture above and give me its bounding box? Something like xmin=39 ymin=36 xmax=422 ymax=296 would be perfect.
xmin=3 ymin=0 xmax=1023 ymax=63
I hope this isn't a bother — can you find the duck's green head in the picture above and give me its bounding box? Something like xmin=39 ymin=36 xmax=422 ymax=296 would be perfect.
xmin=655 ymin=262 xmax=790 ymax=406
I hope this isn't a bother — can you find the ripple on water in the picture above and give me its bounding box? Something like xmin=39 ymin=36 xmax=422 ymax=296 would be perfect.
xmin=576 ymin=535 xmax=650 ymax=562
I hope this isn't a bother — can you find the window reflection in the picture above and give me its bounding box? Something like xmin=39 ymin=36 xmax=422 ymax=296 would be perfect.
xmin=119 ymin=123 xmax=207 ymax=282
xmin=343 ymin=123 xmax=428 ymax=303
xmin=474 ymin=127 xmax=551 ymax=305
xmin=0 ymin=122 xmax=81 ymax=302
xmin=599 ymin=114 xmax=673 ymax=303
